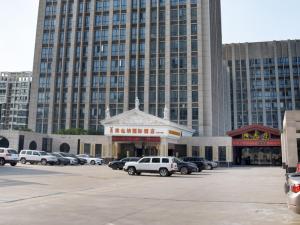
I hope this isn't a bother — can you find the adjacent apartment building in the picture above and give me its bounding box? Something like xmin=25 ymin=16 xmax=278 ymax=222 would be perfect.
xmin=29 ymin=0 xmax=230 ymax=137
xmin=0 ymin=72 xmax=32 ymax=130
xmin=223 ymin=40 xmax=300 ymax=130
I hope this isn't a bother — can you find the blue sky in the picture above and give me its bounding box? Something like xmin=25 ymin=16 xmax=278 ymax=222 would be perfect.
xmin=222 ymin=0 xmax=300 ymax=43
xmin=0 ymin=0 xmax=300 ymax=71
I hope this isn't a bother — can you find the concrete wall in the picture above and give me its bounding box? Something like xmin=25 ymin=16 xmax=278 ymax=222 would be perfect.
xmin=180 ymin=136 xmax=233 ymax=163
xmin=0 ymin=130 xmax=233 ymax=163
xmin=282 ymin=111 xmax=300 ymax=172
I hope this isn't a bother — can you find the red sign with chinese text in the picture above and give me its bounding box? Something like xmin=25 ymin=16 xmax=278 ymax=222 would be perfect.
xmin=232 ymin=139 xmax=281 ymax=147
xmin=112 ymin=136 xmax=161 ymax=143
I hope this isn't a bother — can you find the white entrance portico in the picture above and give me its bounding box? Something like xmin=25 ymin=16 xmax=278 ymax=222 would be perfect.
xmin=101 ymin=103 xmax=194 ymax=159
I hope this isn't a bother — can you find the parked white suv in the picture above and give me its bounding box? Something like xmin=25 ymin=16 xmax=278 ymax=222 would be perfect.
xmin=0 ymin=148 xmax=19 ymax=166
xmin=19 ymin=150 xmax=58 ymax=165
xmin=123 ymin=157 xmax=178 ymax=177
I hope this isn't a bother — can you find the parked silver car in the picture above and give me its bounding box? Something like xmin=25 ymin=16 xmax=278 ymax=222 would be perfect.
xmin=285 ymin=173 xmax=300 ymax=214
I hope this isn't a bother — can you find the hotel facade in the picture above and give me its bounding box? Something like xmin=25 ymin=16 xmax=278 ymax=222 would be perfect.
xmin=0 ymin=0 xmax=231 ymax=163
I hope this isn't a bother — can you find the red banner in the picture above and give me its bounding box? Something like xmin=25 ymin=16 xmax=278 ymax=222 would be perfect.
xmin=232 ymin=139 xmax=281 ymax=147
xmin=112 ymin=136 xmax=161 ymax=143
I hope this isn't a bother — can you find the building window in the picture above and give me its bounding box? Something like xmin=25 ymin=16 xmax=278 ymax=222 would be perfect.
xmin=205 ymin=146 xmax=213 ymax=161
xmin=218 ymin=146 xmax=226 ymax=162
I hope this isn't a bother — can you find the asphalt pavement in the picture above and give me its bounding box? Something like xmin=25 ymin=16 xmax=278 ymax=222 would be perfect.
xmin=0 ymin=165 xmax=299 ymax=225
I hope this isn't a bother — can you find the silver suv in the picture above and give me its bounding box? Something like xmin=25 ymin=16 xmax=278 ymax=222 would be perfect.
xmin=0 ymin=148 xmax=19 ymax=166
xmin=123 ymin=157 xmax=178 ymax=177
xmin=19 ymin=150 xmax=58 ymax=165
xmin=285 ymin=173 xmax=300 ymax=214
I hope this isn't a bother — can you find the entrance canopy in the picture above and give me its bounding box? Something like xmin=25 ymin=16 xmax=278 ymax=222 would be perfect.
xmin=101 ymin=108 xmax=194 ymax=140
xmin=227 ymin=124 xmax=281 ymax=147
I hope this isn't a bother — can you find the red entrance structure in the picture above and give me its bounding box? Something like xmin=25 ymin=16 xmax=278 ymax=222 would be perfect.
xmin=227 ymin=125 xmax=281 ymax=166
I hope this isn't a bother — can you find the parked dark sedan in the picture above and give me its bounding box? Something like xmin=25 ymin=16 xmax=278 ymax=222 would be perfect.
xmin=108 ymin=157 xmax=140 ymax=170
xmin=181 ymin=157 xmax=206 ymax=172
xmin=50 ymin=153 xmax=70 ymax=165
xmin=174 ymin=158 xmax=198 ymax=175
xmin=63 ymin=153 xmax=87 ymax=165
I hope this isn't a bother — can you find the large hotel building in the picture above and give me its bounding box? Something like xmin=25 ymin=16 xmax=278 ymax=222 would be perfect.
xmin=29 ymin=0 xmax=230 ymax=136
xmin=223 ymin=40 xmax=300 ymax=130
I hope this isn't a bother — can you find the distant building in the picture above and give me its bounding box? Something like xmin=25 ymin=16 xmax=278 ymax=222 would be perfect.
xmin=0 ymin=72 xmax=32 ymax=130
xmin=29 ymin=0 xmax=230 ymax=137
xmin=223 ymin=40 xmax=300 ymax=130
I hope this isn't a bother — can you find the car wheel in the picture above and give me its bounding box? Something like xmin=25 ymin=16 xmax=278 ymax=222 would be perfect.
xmin=90 ymin=160 xmax=95 ymax=165
xmin=20 ymin=158 xmax=27 ymax=164
xmin=206 ymin=164 xmax=212 ymax=170
xmin=10 ymin=162 xmax=17 ymax=166
xmin=180 ymin=167 xmax=188 ymax=175
xmin=159 ymin=168 xmax=169 ymax=177
xmin=128 ymin=167 xmax=136 ymax=176
xmin=41 ymin=159 xmax=47 ymax=166
xmin=198 ymin=168 xmax=202 ymax=172
xmin=0 ymin=158 xmax=5 ymax=166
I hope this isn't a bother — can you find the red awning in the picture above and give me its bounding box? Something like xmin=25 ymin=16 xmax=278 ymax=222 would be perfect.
xmin=112 ymin=136 xmax=161 ymax=143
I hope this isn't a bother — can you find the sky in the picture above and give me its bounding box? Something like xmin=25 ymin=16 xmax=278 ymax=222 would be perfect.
xmin=0 ymin=0 xmax=300 ymax=71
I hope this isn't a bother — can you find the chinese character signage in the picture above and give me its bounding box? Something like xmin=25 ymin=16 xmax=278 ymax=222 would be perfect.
xmin=105 ymin=126 xmax=182 ymax=139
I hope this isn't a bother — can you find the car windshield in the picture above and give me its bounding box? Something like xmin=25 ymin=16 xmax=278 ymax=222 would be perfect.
xmin=59 ymin=153 xmax=68 ymax=157
xmin=8 ymin=149 xmax=18 ymax=154
xmin=39 ymin=151 xmax=47 ymax=156
xmin=174 ymin=158 xmax=183 ymax=163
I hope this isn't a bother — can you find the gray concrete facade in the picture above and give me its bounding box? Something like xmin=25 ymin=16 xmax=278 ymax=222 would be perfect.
xmin=223 ymin=40 xmax=300 ymax=131
xmin=29 ymin=0 xmax=229 ymax=137
xmin=0 ymin=72 xmax=32 ymax=130
xmin=0 ymin=129 xmax=232 ymax=164
xmin=282 ymin=111 xmax=300 ymax=172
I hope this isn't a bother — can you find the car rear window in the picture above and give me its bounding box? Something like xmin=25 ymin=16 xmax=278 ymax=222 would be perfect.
xmin=152 ymin=158 xmax=160 ymax=163
xmin=162 ymin=158 xmax=169 ymax=163
xmin=8 ymin=150 xmax=18 ymax=154
xmin=0 ymin=149 xmax=4 ymax=153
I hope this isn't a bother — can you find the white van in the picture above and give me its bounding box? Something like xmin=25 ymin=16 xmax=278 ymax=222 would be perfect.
xmin=19 ymin=150 xmax=58 ymax=165
xmin=123 ymin=157 xmax=178 ymax=177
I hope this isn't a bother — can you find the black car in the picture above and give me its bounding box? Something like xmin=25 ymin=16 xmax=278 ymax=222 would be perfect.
xmin=174 ymin=158 xmax=198 ymax=175
xmin=63 ymin=153 xmax=87 ymax=165
xmin=108 ymin=157 xmax=140 ymax=170
xmin=50 ymin=153 xmax=70 ymax=165
xmin=181 ymin=157 xmax=206 ymax=172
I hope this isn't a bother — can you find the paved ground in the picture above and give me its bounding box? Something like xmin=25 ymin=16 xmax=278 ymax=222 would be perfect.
xmin=0 ymin=165 xmax=299 ymax=225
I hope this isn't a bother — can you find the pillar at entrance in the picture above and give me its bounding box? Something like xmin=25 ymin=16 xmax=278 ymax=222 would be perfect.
xmin=213 ymin=146 xmax=218 ymax=161
xmin=112 ymin=142 xmax=119 ymax=159
xmin=226 ymin=146 xmax=233 ymax=163
xmin=187 ymin=145 xmax=192 ymax=157
xmin=199 ymin=146 xmax=205 ymax=158
xmin=159 ymin=142 xmax=168 ymax=156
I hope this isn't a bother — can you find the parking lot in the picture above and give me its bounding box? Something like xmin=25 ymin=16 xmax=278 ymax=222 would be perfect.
xmin=0 ymin=165 xmax=299 ymax=225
